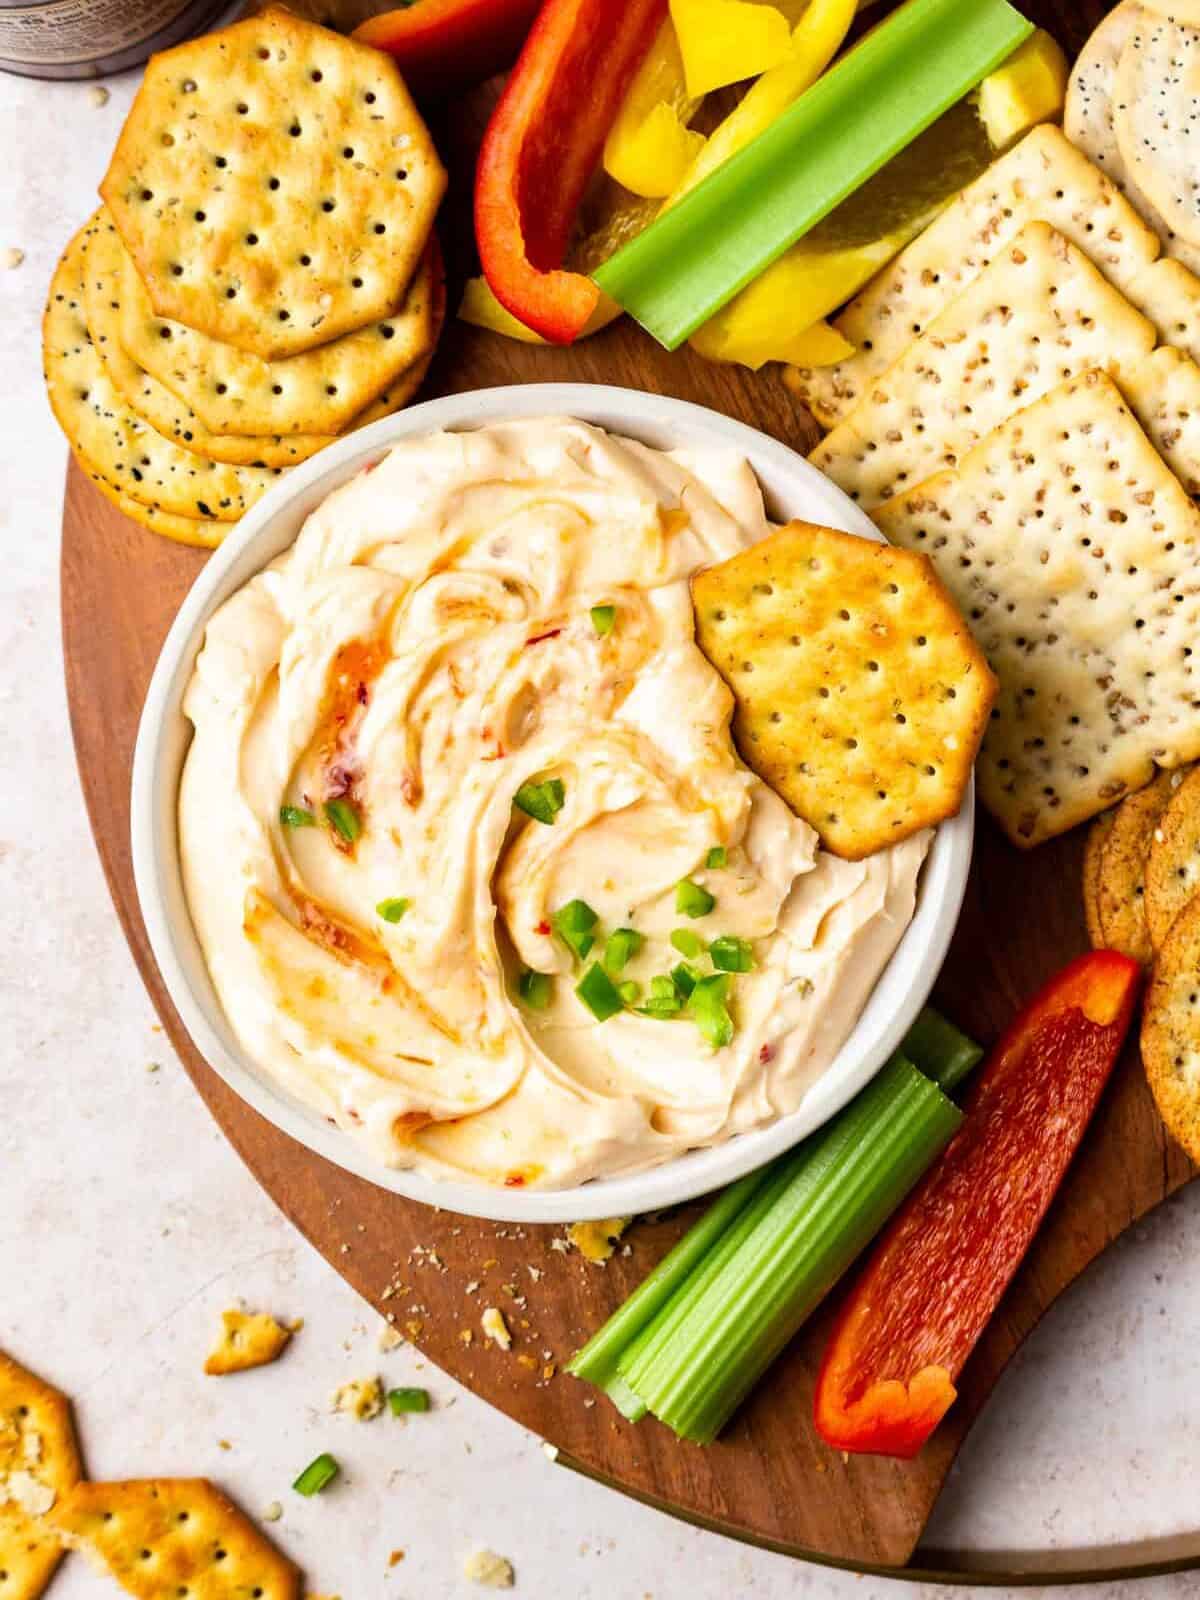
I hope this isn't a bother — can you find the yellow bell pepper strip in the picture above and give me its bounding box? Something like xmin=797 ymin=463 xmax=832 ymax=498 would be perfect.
xmin=974 ymin=28 xmax=1067 ymax=149
xmin=669 ymin=0 xmax=857 ymax=206
xmin=690 ymin=309 xmax=852 ymax=369
xmin=604 ymin=19 xmax=703 ymax=196
xmin=607 ymin=100 xmax=707 ymax=199
xmin=458 ymin=276 xmax=548 ymax=343
xmin=669 ymin=0 xmax=792 ymax=99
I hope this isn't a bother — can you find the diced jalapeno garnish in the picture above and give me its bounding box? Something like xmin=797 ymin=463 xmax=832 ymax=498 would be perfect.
xmin=376 ymin=897 xmax=411 ymax=923
xmin=709 ymin=935 xmax=755 ymax=973
xmin=590 ymin=604 xmax=616 ymax=636
xmin=676 ymin=878 xmax=715 ymax=918
xmin=705 ymin=846 xmax=728 ymax=870
xmin=519 ymin=969 xmax=554 ymax=1009
xmin=324 ymin=798 xmax=361 ymax=843
xmin=688 ymin=973 xmax=734 ymax=1049
xmin=670 ymin=928 xmax=705 ymax=959
xmin=513 ymin=777 xmax=565 ymax=825
xmin=576 ymin=962 xmax=623 ymax=1021
xmin=604 ymin=927 xmax=644 ymax=972
xmin=552 ymin=899 xmax=598 ymax=961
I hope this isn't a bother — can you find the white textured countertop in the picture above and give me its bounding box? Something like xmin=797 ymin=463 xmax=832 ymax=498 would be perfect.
xmin=5 ymin=61 xmax=1200 ymax=1600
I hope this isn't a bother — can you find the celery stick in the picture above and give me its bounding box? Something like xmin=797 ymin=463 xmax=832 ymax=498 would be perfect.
xmin=623 ymin=1056 xmax=960 ymax=1441
xmin=903 ymin=1006 xmax=984 ymax=1093
xmin=594 ymin=0 xmax=1032 ymax=349
xmin=567 ymin=1166 xmax=772 ymax=1393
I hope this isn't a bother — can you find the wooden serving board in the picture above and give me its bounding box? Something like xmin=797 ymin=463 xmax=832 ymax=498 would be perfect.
xmin=60 ymin=0 xmax=1200 ymax=1578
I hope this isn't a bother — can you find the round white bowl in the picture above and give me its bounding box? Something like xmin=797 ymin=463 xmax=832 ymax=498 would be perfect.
xmin=132 ymin=383 xmax=973 ymax=1224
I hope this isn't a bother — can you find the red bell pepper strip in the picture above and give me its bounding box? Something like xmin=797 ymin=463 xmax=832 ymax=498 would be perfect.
xmin=353 ymin=0 xmax=542 ymax=102
xmin=474 ymin=0 xmax=667 ymax=343
xmin=814 ymin=951 xmax=1141 ymax=1460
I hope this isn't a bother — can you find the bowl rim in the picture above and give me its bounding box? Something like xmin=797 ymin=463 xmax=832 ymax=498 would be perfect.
xmin=131 ymin=382 xmax=973 ymax=1224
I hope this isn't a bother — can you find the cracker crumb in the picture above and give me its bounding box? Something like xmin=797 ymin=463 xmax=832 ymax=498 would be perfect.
xmin=388 ymin=1549 xmax=405 ymax=1567
xmin=262 ymin=1501 xmax=283 ymax=1522
xmin=88 ymin=84 xmax=110 ymax=106
xmin=481 ymin=1308 xmax=511 ymax=1350
xmin=566 ymin=1218 xmax=630 ymax=1263
xmin=331 ymin=1376 xmax=384 ymax=1421
xmin=145 ymin=1061 xmax=161 ymax=1073
xmin=3 ymin=248 xmax=24 ymax=271
xmin=463 ymin=1549 xmax=515 ymax=1588
xmin=378 ymin=1322 xmax=403 ymax=1352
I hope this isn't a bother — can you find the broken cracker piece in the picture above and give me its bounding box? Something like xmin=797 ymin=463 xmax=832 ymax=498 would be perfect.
xmin=0 ymin=1352 xmax=82 ymax=1600
xmin=463 ymin=1549 xmax=515 ymax=1588
xmin=480 ymin=1309 xmax=511 ymax=1350
xmin=1094 ymin=769 xmax=1185 ymax=965
xmin=692 ymin=521 xmax=995 ymax=860
xmin=205 ymin=1309 xmax=293 ymax=1376
xmin=330 ymin=1378 xmax=384 ymax=1421
xmin=48 ymin=1479 xmax=299 ymax=1600
xmin=565 ymin=1218 xmax=630 ymax=1264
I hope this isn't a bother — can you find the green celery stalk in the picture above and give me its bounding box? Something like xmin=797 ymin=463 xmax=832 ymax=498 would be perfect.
xmin=904 ymin=1006 xmax=984 ymax=1093
xmin=593 ymin=0 xmax=1032 ymax=348
xmin=567 ymin=1165 xmax=774 ymax=1400
xmin=622 ymin=1055 xmax=960 ymax=1441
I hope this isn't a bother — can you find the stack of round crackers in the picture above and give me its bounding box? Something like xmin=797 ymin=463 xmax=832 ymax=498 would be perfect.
xmin=43 ymin=7 xmax=446 ymax=545
xmin=1084 ymin=769 xmax=1200 ymax=1167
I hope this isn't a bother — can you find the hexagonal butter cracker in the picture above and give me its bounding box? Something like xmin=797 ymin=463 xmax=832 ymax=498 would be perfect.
xmin=810 ymin=221 xmax=1156 ymax=510
xmin=691 ymin=521 xmax=996 ymax=860
xmin=1141 ymin=892 xmax=1200 ymax=1162
xmin=84 ymin=213 xmax=335 ymax=468
xmin=204 ymin=1310 xmax=293 ymax=1377
xmin=0 ymin=1350 xmax=82 ymax=1600
xmin=100 ymin=7 xmax=446 ymax=359
xmin=875 ymin=370 xmax=1200 ymax=848
xmin=44 ymin=220 xmax=278 ymax=525
xmin=1093 ymin=767 xmax=1187 ymax=964
xmin=1114 ymin=13 xmax=1200 ymax=252
xmin=787 ymin=125 xmax=1161 ymax=428
xmin=1145 ymin=765 xmax=1200 ymax=947
xmin=116 ymin=231 xmax=438 ymax=437
xmin=48 ymin=1479 xmax=300 ymax=1600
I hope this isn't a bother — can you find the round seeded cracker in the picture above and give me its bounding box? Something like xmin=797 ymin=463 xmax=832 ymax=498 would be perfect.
xmin=116 ymin=231 xmax=437 ymax=438
xmin=1065 ymin=5 xmax=1200 ymax=276
xmin=83 ymin=213 xmax=336 ymax=469
xmin=100 ymin=6 xmax=446 ymax=360
xmin=1114 ymin=13 xmax=1200 ymax=251
xmin=1141 ymin=892 xmax=1200 ymax=1163
xmin=44 ymin=220 xmax=280 ymax=524
xmin=1083 ymin=808 xmax=1117 ymax=949
xmin=1145 ymin=765 xmax=1200 ymax=947
xmin=1094 ymin=768 xmax=1184 ymax=963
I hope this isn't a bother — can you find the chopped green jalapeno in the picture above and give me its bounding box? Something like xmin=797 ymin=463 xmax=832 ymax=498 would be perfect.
xmin=605 ymin=927 xmax=644 ymax=972
xmin=324 ymin=798 xmax=361 ymax=843
xmin=671 ymin=962 xmax=701 ymax=999
xmin=279 ymin=804 xmax=316 ymax=828
xmin=576 ymin=962 xmax=624 ymax=1021
xmin=376 ymin=897 xmax=411 ymax=923
xmin=553 ymin=899 xmax=598 ymax=961
xmin=513 ymin=777 xmax=565 ymax=824
xmin=590 ymin=604 xmax=616 ymax=636
xmin=638 ymin=974 xmax=683 ymax=1017
xmin=387 ymin=1387 xmax=431 ymax=1414
xmin=293 ymin=1453 xmax=339 ymax=1496
xmin=688 ymin=973 xmax=734 ymax=1049
xmin=670 ymin=928 xmax=705 ymax=959
xmin=705 ymin=845 xmax=728 ymax=870
xmin=709 ymin=935 xmax=755 ymax=973
xmin=617 ymin=979 xmax=642 ymax=1006
xmin=519 ymin=969 xmax=554 ymax=1010
xmin=676 ymin=878 xmax=715 ymax=918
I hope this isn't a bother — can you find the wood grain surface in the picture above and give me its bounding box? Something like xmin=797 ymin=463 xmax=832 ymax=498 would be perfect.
xmin=60 ymin=0 xmax=1199 ymax=1575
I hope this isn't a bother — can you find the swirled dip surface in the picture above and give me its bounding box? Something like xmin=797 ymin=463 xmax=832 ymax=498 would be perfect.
xmin=179 ymin=419 xmax=929 ymax=1188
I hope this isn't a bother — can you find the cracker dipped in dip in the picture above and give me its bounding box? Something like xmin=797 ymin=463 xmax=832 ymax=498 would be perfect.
xmin=179 ymin=419 xmax=928 ymax=1189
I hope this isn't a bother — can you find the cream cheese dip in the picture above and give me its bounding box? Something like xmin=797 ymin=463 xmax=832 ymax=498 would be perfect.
xmin=179 ymin=418 xmax=928 ymax=1189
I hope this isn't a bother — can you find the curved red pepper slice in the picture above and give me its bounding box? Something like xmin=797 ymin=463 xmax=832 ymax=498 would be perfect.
xmin=353 ymin=0 xmax=543 ymax=101
xmin=474 ymin=0 xmax=666 ymax=343
xmin=814 ymin=951 xmax=1141 ymax=1459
